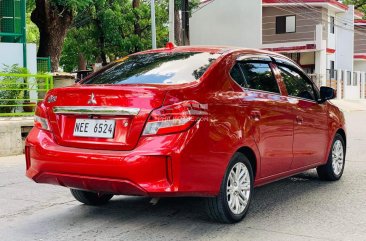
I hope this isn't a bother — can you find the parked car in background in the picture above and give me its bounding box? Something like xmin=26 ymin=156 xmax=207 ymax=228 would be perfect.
xmin=25 ymin=45 xmax=346 ymax=223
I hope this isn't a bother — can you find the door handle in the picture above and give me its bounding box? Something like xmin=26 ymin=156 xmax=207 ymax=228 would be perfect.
xmin=296 ymin=116 xmax=303 ymax=125
xmin=250 ymin=111 xmax=261 ymax=121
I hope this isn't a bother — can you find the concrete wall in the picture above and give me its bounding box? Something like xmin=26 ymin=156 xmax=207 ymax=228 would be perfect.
xmin=262 ymin=7 xmax=327 ymax=44
xmin=335 ymin=6 xmax=354 ymax=72
xmin=190 ymin=0 xmax=262 ymax=48
xmin=0 ymin=43 xmax=38 ymax=102
xmin=327 ymin=9 xmax=336 ymax=51
xmin=0 ymin=118 xmax=33 ymax=157
xmin=300 ymin=52 xmax=315 ymax=66
xmin=354 ymin=61 xmax=366 ymax=72
xmin=0 ymin=43 xmax=37 ymax=73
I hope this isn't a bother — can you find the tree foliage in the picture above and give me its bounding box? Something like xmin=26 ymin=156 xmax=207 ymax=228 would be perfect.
xmin=26 ymin=0 xmax=199 ymax=72
xmin=28 ymin=0 xmax=93 ymax=71
xmin=344 ymin=0 xmax=366 ymax=15
xmin=60 ymin=0 xmax=169 ymax=72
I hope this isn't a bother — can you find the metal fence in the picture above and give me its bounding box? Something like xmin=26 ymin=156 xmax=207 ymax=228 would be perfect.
xmin=0 ymin=0 xmax=25 ymax=43
xmin=0 ymin=73 xmax=53 ymax=116
xmin=37 ymin=57 xmax=51 ymax=73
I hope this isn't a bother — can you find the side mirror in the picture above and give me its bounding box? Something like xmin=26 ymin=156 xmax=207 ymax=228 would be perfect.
xmin=320 ymin=86 xmax=336 ymax=101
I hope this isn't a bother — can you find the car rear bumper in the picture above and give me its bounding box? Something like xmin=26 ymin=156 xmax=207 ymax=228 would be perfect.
xmin=25 ymin=126 xmax=221 ymax=197
xmin=25 ymin=127 xmax=179 ymax=196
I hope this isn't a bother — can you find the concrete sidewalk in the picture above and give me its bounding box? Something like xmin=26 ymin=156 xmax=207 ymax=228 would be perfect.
xmin=330 ymin=100 xmax=366 ymax=112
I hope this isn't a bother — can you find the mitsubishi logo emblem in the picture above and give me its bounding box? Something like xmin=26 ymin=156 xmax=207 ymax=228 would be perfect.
xmin=88 ymin=93 xmax=97 ymax=105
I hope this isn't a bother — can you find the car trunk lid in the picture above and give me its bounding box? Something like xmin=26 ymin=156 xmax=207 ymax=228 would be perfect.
xmin=45 ymin=85 xmax=167 ymax=151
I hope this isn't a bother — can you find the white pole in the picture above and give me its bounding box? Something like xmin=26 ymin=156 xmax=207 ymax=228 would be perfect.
xmin=169 ymin=0 xmax=175 ymax=43
xmin=151 ymin=0 xmax=157 ymax=49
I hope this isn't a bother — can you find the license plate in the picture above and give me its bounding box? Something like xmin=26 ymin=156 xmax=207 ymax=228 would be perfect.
xmin=74 ymin=119 xmax=115 ymax=138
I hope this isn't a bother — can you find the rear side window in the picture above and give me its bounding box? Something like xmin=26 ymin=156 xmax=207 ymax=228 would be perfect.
xmin=278 ymin=65 xmax=316 ymax=101
xmin=83 ymin=52 xmax=220 ymax=85
xmin=239 ymin=62 xmax=280 ymax=94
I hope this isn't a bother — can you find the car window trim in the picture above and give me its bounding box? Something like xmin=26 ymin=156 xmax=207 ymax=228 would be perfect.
xmin=244 ymin=88 xmax=284 ymax=97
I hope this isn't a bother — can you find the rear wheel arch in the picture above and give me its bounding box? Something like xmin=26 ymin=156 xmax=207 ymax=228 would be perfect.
xmin=236 ymin=147 xmax=257 ymax=179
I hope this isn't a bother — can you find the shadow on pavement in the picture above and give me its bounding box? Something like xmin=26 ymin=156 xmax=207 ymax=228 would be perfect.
xmin=64 ymin=169 xmax=332 ymax=224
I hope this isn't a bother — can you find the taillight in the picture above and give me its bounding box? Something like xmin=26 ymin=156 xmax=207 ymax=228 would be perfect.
xmin=34 ymin=102 xmax=50 ymax=131
xmin=142 ymin=101 xmax=208 ymax=136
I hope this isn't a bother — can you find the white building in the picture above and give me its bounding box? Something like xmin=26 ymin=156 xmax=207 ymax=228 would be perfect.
xmin=0 ymin=43 xmax=37 ymax=73
xmin=190 ymin=0 xmax=366 ymax=99
xmin=190 ymin=0 xmax=262 ymax=48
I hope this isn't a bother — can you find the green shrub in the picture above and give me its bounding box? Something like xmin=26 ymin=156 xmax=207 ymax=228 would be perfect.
xmin=0 ymin=65 xmax=29 ymax=114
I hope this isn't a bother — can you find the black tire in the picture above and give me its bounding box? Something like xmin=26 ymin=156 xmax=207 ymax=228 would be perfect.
xmin=70 ymin=189 xmax=113 ymax=206
xmin=317 ymin=133 xmax=346 ymax=181
xmin=205 ymin=153 xmax=254 ymax=223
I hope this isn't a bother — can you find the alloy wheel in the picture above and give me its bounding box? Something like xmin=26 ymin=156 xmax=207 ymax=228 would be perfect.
xmin=332 ymin=140 xmax=344 ymax=176
xmin=226 ymin=162 xmax=251 ymax=215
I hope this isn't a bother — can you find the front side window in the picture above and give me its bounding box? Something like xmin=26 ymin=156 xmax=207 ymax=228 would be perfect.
xmin=239 ymin=62 xmax=280 ymax=94
xmin=278 ymin=65 xmax=316 ymax=101
xmin=83 ymin=52 xmax=220 ymax=85
xmin=276 ymin=15 xmax=296 ymax=34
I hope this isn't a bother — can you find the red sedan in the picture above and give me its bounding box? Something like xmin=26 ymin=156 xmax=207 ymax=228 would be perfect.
xmin=25 ymin=46 xmax=346 ymax=223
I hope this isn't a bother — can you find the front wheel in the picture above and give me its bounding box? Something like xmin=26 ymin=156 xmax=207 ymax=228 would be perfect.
xmin=205 ymin=153 xmax=254 ymax=223
xmin=317 ymin=133 xmax=346 ymax=181
xmin=70 ymin=189 xmax=114 ymax=206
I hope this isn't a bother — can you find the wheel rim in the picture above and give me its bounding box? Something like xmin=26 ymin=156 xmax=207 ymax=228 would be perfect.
xmin=332 ymin=140 xmax=344 ymax=176
xmin=226 ymin=162 xmax=251 ymax=215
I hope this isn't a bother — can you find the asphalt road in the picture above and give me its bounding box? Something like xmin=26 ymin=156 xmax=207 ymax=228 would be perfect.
xmin=1 ymin=111 xmax=366 ymax=241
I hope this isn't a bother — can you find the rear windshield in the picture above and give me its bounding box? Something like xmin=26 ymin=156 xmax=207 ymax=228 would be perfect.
xmin=82 ymin=52 xmax=221 ymax=85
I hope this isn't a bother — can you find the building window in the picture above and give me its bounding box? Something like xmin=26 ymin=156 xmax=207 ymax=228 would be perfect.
xmin=330 ymin=61 xmax=335 ymax=79
xmin=276 ymin=15 xmax=296 ymax=34
xmin=330 ymin=16 xmax=335 ymax=34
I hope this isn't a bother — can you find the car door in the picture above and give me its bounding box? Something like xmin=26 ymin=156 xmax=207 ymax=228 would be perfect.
xmin=275 ymin=61 xmax=329 ymax=169
xmin=230 ymin=56 xmax=294 ymax=178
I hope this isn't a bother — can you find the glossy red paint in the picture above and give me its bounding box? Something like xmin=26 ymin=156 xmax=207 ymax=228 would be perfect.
xmin=25 ymin=47 xmax=346 ymax=197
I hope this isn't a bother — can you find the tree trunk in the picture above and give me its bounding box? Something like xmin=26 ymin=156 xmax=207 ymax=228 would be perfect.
xmin=98 ymin=30 xmax=108 ymax=66
xmin=94 ymin=4 xmax=108 ymax=66
xmin=132 ymin=0 xmax=142 ymax=52
xmin=181 ymin=0 xmax=189 ymax=45
xmin=31 ymin=0 xmax=73 ymax=72
xmin=78 ymin=53 xmax=87 ymax=71
xmin=174 ymin=5 xmax=182 ymax=46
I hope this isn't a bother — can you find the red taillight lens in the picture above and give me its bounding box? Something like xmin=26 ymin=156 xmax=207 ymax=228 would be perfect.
xmin=142 ymin=101 xmax=208 ymax=136
xmin=34 ymin=102 xmax=50 ymax=131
